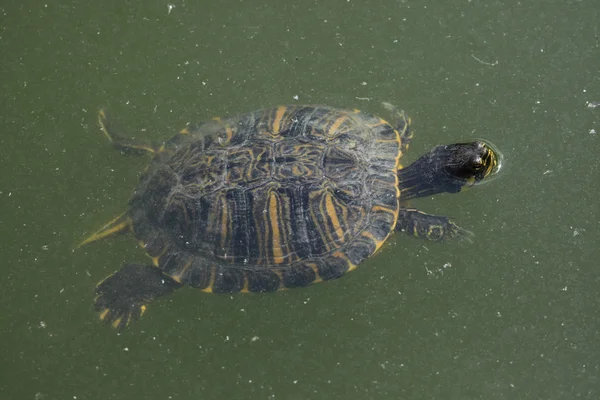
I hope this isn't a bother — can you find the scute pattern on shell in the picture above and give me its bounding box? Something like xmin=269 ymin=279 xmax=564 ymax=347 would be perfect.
xmin=128 ymin=105 xmax=403 ymax=292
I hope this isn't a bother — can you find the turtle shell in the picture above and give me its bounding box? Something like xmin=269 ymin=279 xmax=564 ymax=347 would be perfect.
xmin=128 ymin=105 xmax=403 ymax=293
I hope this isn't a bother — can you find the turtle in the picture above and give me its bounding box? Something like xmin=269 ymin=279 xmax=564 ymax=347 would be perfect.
xmin=80 ymin=104 xmax=500 ymax=330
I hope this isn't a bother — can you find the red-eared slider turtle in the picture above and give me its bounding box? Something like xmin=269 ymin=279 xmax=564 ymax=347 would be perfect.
xmin=81 ymin=104 xmax=500 ymax=330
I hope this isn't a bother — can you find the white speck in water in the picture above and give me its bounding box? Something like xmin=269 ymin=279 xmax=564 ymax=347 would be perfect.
xmin=572 ymin=227 xmax=585 ymax=237
xmin=293 ymin=95 xmax=299 ymax=100
xmin=41 ymin=245 xmax=49 ymax=250
xmin=167 ymin=4 xmax=175 ymax=14
xmin=39 ymin=321 xmax=46 ymax=329
xmin=123 ymin=347 xmax=129 ymax=351
xmin=589 ymin=129 xmax=596 ymax=135
xmin=251 ymin=336 xmax=259 ymax=342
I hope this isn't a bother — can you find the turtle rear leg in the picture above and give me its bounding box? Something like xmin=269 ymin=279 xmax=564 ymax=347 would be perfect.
xmin=95 ymin=264 xmax=183 ymax=331
xmin=396 ymin=208 xmax=473 ymax=242
xmin=98 ymin=109 xmax=159 ymax=155
xmin=382 ymin=102 xmax=413 ymax=155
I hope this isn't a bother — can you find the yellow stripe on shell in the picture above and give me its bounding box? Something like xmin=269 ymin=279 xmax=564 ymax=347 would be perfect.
xmin=219 ymin=195 xmax=229 ymax=251
xmin=201 ymin=265 xmax=217 ymax=293
xmin=324 ymin=192 xmax=345 ymax=243
xmin=331 ymin=251 xmax=357 ymax=272
xmin=240 ymin=272 xmax=250 ymax=293
xmin=306 ymin=262 xmax=323 ymax=283
xmin=360 ymin=231 xmax=385 ymax=253
xmin=327 ymin=115 xmax=348 ymax=137
xmin=272 ymin=106 xmax=287 ymax=134
xmin=268 ymin=191 xmax=284 ymax=263
xmin=170 ymin=260 xmax=192 ymax=283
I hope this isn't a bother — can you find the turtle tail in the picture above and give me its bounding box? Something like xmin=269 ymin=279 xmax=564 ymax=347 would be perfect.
xmin=78 ymin=212 xmax=133 ymax=247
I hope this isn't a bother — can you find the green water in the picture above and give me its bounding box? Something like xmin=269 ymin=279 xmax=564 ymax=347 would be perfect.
xmin=1 ymin=1 xmax=599 ymax=399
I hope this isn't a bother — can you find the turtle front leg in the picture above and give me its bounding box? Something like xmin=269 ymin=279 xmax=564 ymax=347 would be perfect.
xmin=395 ymin=208 xmax=473 ymax=242
xmin=95 ymin=264 xmax=183 ymax=330
xmin=382 ymin=102 xmax=413 ymax=155
xmin=98 ymin=109 xmax=159 ymax=154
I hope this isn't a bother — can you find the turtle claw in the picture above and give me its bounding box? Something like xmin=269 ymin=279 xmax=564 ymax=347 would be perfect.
xmin=95 ymin=295 xmax=147 ymax=331
xmin=446 ymin=221 xmax=474 ymax=244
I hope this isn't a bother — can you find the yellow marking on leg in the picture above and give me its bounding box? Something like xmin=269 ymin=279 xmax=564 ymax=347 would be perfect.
xmin=98 ymin=109 xmax=156 ymax=153
xmin=111 ymin=317 xmax=123 ymax=329
xmin=140 ymin=305 xmax=147 ymax=316
xmin=98 ymin=109 xmax=112 ymax=142
xmin=99 ymin=309 xmax=109 ymax=321
xmin=272 ymin=106 xmax=287 ymax=134
xmin=79 ymin=213 xmax=131 ymax=247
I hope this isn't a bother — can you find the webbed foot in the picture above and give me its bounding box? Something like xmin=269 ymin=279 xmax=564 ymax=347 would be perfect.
xmin=95 ymin=264 xmax=182 ymax=330
xmin=396 ymin=208 xmax=473 ymax=243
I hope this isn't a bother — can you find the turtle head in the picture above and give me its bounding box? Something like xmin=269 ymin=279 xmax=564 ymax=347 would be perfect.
xmin=436 ymin=141 xmax=499 ymax=188
xmin=398 ymin=140 xmax=501 ymax=200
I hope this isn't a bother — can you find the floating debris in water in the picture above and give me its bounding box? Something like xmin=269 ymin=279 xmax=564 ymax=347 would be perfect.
xmin=587 ymin=101 xmax=600 ymax=108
